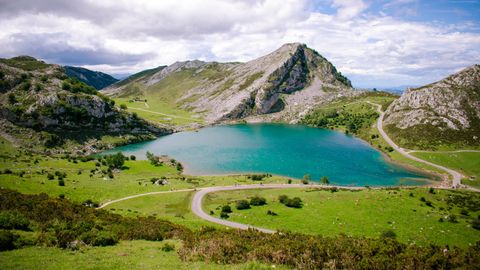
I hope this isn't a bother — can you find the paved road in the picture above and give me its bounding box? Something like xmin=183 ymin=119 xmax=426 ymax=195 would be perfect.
xmin=191 ymin=184 xmax=364 ymax=233
xmin=97 ymin=188 xmax=196 ymax=209
xmin=367 ymin=101 xmax=463 ymax=187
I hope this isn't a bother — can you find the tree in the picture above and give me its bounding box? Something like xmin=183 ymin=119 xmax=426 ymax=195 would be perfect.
xmin=320 ymin=176 xmax=330 ymax=185
xmin=236 ymin=200 xmax=250 ymax=210
xmin=146 ymin=151 xmax=161 ymax=166
xmin=105 ymin=152 xmax=125 ymax=169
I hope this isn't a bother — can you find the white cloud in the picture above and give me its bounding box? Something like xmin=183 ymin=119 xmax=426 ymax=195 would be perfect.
xmin=0 ymin=0 xmax=479 ymax=87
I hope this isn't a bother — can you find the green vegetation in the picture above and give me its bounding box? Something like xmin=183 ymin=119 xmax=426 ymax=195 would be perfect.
xmin=238 ymin=72 xmax=264 ymax=91
xmin=0 ymin=56 xmax=49 ymax=71
xmin=204 ymin=188 xmax=480 ymax=247
xmin=411 ymin=151 xmax=480 ymax=188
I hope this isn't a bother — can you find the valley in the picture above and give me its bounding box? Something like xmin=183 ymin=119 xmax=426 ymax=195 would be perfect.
xmin=0 ymin=43 xmax=479 ymax=269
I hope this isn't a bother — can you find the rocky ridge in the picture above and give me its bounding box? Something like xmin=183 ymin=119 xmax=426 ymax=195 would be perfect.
xmin=383 ymin=65 xmax=480 ymax=148
xmin=104 ymin=43 xmax=357 ymax=123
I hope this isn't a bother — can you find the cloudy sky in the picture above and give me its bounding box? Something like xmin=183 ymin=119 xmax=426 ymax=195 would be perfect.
xmin=1 ymin=0 xmax=479 ymax=88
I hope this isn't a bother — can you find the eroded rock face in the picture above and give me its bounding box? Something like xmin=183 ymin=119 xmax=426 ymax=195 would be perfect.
xmin=384 ymin=65 xmax=480 ymax=131
xmin=105 ymin=43 xmax=353 ymax=123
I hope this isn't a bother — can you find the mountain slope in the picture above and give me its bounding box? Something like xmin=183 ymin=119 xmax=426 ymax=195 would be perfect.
xmin=104 ymin=43 xmax=357 ymax=123
xmin=0 ymin=56 xmax=170 ymax=154
xmin=383 ymin=65 xmax=480 ymax=149
xmin=64 ymin=66 xmax=119 ymax=90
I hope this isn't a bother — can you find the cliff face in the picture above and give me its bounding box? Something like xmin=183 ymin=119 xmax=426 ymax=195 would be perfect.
xmin=104 ymin=43 xmax=355 ymax=123
xmin=384 ymin=65 xmax=480 ymax=149
xmin=0 ymin=56 xmax=170 ymax=152
xmin=64 ymin=66 xmax=119 ymax=90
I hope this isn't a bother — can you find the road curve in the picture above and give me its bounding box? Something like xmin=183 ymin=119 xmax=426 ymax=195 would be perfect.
xmin=97 ymin=188 xmax=196 ymax=209
xmin=191 ymin=184 xmax=363 ymax=233
xmin=367 ymin=102 xmax=463 ymax=187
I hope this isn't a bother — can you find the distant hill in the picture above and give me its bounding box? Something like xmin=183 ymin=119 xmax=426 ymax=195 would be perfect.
xmin=104 ymin=43 xmax=358 ymax=123
xmin=64 ymin=66 xmax=118 ymax=90
xmin=0 ymin=56 xmax=170 ymax=154
xmin=384 ymin=65 xmax=480 ymax=149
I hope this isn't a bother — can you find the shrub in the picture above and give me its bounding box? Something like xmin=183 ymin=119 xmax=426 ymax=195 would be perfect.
xmin=162 ymin=242 xmax=175 ymax=252
xmin=105 ymin=152 xmax=126 ymax=169
xmin=120 ymin=104 xmax=128 ymax=110
xmin=472 ymin=218 xmax=480 ymax=230
xmin=0 ymin=211 xmax=30 ymax=230
xmin=429 ymin=188 xmax=435 ymax=194
xmin=320 ymin=176 xmax=330 ymax=185
xmin=82 ymin=230 xmax=118 ymax=247
xmin=303 ymin=174 xmax=311 ymax=181
xmin=460 ymin=209 xmax=469 ymax=216
xmin=278 ymin=195 xmax=289 ymax=204
xmin=287 ymin=179 xmax=292 ymax=184
xmin=380 ymin=230 xmax=396 ymax=239
xmin=3 ymin=168 xmax=12 ymax=174
xmin=446 ymin=214 xmax=458 ymax=223
xmin=8 ymin=93 xmax=16 ymax=104
xmin=47 ymin=173 xmax=54 ymax=180
xmin=221 ymin=205 xmax=232 ymax=213
xmin=130 ymin=155 xmax=136 ymax=161
xmin=236 ymin=200 xmax=250 ymax=210
xmin=267 ymin=210 xmax=278 ymax=216
xmin=0 ymin=230 xmax=19 ymax=251
xmin=285 ymin=197 xmax=303 ymax=208
xmin=250 ymin=196 xmax=267 ymax=206
xmin=58 ymin=179 xmax=65 ymax=186
xmin=220 ymin=212 xmax=229 ymax=219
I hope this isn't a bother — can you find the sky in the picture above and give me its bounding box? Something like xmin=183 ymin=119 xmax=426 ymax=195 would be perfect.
xmin=0 ymin=0 xmax=479 ymax=88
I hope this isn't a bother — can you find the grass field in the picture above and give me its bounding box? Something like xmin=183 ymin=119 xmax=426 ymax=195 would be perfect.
xmin=0 ymin=240 xmax=284 ymax=270
xmin=104 ymin=191 xmax=217 ymax=229
xmin=411 ymin=152 xmax=480 ymax=188
xmin=114 ymin=97 xmax=203 ymax=126
xmin=0 ymin=139 xmax=295 ymax=204
xmin=203 ymin=188 xmax=480 ymax=247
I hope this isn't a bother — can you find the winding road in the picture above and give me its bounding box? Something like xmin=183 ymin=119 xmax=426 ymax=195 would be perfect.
xmin=366 ymin=101 xmax=463 ymax=187
xmin=192 ymin=184 xmax=363 ymax=233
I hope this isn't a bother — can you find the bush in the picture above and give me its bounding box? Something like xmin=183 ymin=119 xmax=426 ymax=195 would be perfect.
xmin=220 ymin=212 xmax=229 ymax=219
xmin=105 ymin=152 xmax=126 ymax=169
xmin=460 ymin=209 xmax=469 ymax=216
xmin=278 ymin=195 xmax=289 ymax=204
xmin=250 ymin=196 xmax=267 ymax=206
xmin=162 ymin=242 xmax=175 ymax=252
xmin=472 ymin=218 xmax=480 ymax=230
xmin=320 ymin=176 xmax=330 ymax=185
xmin=130 ymin=155 xmax=136 ymax=161
xmin=0 ymin=230 xmax=19 ymax=251
xmin=380 ymin=230 xmax=396 ymax=239
xmin=267 ymin=210 xmax=278 ymax=216
xmin=120 ymin=104 xmax=128 ymax=110
xmin=0 ymin=211 xmax=30 ymax=230
xmin=221 ymin=205 xmax=232 ymax=213
xmin=47 ymin=173 xmax=54 ymax=180
xmin=236 ymin=200 xmax=250 ymax=210
xmin=82 ymin=230 xmax=118 ymax=247
xmin=58 ymin=179 xmax=65 ymax=186
xmin=284 ymin=197 xmax=303 ymax=208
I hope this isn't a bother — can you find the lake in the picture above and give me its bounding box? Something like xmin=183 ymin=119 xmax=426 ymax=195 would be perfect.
xmin=106 ymin=123 xmax=433 ymax=186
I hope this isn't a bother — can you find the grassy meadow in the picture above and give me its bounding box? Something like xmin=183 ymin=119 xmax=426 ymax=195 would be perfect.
xmin=203 ymin=187 xmax=480 ymax=247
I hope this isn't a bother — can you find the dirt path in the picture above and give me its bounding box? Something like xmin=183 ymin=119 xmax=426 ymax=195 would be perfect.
xmin=407 ymin=149 xmax=480 ymax=154
xmin=128 ymin=107 xmax=200 ymax=121
xmin=366 ymin=101 xmax=464 ymax=188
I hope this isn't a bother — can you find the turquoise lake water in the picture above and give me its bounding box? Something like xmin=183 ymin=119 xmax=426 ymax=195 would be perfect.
xmin=107 ymin=124 xmax=432 ymax=186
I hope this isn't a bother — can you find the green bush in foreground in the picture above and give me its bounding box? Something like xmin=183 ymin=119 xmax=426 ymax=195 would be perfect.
xmin=236 ymin=200 xmax=250 ymax=210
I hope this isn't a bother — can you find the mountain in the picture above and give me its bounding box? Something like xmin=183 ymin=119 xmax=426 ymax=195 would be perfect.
xmin=383 ymin=65 xmax=480 ymax=149
xmin=104 ymin=43 xmax=357 ymax=123
xmin=64 ymin=66 xmax=119 ymax=90
xmin=0 ymin=56 xmax=170 ymax=154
